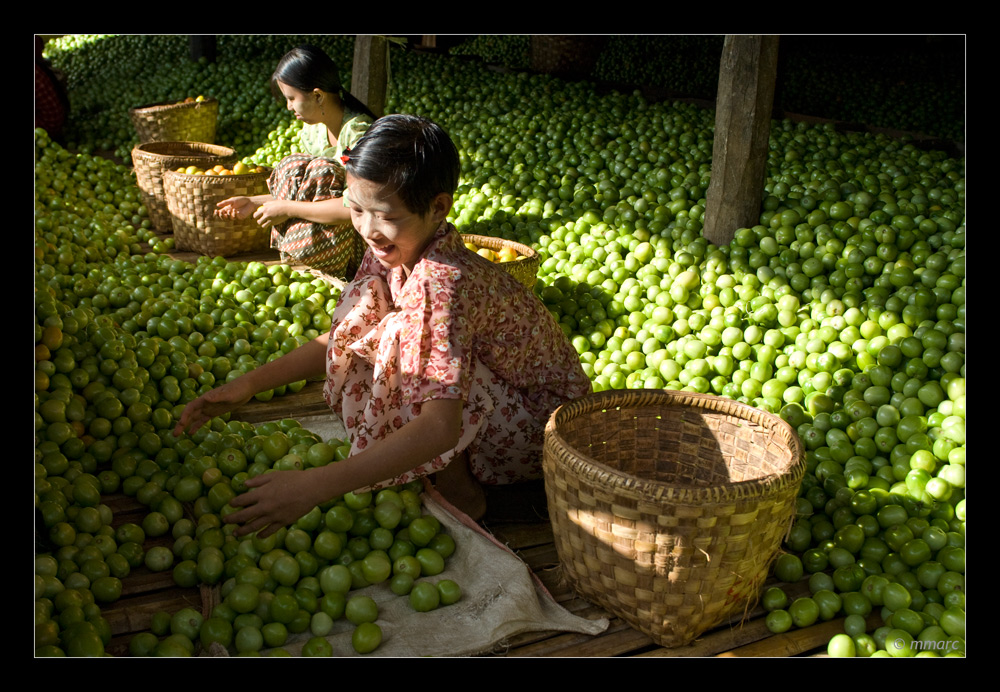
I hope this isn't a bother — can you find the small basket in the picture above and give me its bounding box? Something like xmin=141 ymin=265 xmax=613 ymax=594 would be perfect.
xmin=543 ymin=389 xmax=806 ymax=648
xmin=131 ymin=142 xmax=239 ymax=232
xmin=461 ymin=233 xmax=539 ymax=289
xmin=129 ymin=97 xmax=220 ymax=145
xmin=163 ymin=168 xmax=272 ymax=256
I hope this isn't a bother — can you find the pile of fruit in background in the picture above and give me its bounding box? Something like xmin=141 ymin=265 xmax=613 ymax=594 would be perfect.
xmin=35 ymin=34 xmax=964 ymax=657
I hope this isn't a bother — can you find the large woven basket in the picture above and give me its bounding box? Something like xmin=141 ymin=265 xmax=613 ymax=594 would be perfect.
xmin=461 ymin=233 xmax=539 ymax=289
xmin=129 ymin=98 xmax=220 ymax=145
xmin=163 ymin=168 xmax=271 ymax=256
xmin=131 ymin=142 xmax=239 ymax=232
xmin=543 ymin=389 xmax=806 ymax=648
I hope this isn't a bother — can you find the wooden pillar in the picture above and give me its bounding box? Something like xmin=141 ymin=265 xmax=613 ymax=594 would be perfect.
xmin=351 ymin=35 xmax=389 ymax=118
xmin=702 ymin=35 xmax=779 ymax=246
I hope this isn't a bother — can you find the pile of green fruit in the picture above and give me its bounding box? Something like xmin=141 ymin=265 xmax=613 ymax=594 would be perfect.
xmin=449 ymin=35 xmax=964 ymax=142
xmin=43 ymin=34 xmax=358 ymax=163
xmin=124 ymin=416 xmax=459 ymax=657
xmin=36 ymin=35 xmax=964 ymax=658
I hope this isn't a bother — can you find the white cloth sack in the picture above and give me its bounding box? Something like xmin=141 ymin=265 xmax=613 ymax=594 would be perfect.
xmin=262 ymin=415 xmax=609 ymax=657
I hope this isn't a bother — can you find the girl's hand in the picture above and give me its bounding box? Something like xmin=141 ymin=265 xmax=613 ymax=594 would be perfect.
xmin=215 ymin=196 xmax=257 ymax=220
xmin=172 ymin=378 xmax=256 ymax=438
xmin=225 ymin=470 xmax=324 ymax=538
xmin=253 ymin=200 xmax=290 ymax=230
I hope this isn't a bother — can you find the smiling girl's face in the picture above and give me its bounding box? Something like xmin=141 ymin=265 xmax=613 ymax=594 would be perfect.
xmin=346 ymin=173 xmax=452 ymax=278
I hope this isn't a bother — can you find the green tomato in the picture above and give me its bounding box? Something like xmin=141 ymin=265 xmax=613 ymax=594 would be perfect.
xmin=827 ymin=633 xmax=857 ymax=658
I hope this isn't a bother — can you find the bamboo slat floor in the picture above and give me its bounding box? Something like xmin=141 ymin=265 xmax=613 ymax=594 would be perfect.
xmin=476 ymin=483 xmax=875 ymax=658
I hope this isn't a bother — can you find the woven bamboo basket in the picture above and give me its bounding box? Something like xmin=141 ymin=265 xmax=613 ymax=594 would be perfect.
xmin=131 ymin=142 xmax=239 ymax=232
xmin=543 ymin=389 xmax=806 ymax=648
xmin=461 ymin=233 xmax=539 ymax=289
xmin=129 ymin=97 xmax=220 ymax=145
xmin=163 ymin=168 xmax=272 ymax=256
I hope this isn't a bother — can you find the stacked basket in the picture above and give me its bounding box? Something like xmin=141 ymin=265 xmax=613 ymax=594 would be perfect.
xmin=542 ymin=389 xmax=806 ymax=648
xmin=129 ymin=97 xmax=220 ymax=145
xmin=163 ymin=167 xmax=272 ymax=257
xmin=461 ymin=234 xmax=539 ymax=289
xmin=131 ymin=142 xmax=239 ymax=233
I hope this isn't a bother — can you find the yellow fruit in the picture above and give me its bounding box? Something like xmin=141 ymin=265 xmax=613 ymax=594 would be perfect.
xmin=497 ymin=246 xmax=519 ymax=262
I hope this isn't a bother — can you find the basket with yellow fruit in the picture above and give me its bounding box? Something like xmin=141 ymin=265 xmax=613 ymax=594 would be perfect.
xmin=461 ymin=234 xmax=539 ymax=289
xmin=131 ymin=141 xmax=240 ymax=232
xmin=163 ymin=160 xmax=272 ymax=256
xmin=129 ymin=95 xmax=219 ymax=145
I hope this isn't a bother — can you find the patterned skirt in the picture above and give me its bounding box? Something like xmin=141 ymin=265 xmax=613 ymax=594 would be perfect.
xmin=267 ymin=154 xmax=367 ymax=279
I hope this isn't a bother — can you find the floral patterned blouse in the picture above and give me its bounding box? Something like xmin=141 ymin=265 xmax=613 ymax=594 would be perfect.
xmin=339 ymin=222 xmax=591 ymax=421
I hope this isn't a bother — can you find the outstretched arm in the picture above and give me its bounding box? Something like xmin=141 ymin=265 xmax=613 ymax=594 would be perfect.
xmin=172 ymin=332 xmax=330 ymax=437
xmin=224 ymin=397 xmax=464 ymax=537
xmin=216 ymin=194 xmax=274 ymax=220
xmin=253 ymin=197 xmax=354 ymax=229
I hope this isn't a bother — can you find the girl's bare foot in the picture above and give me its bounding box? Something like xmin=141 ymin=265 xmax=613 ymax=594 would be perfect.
xmin=433 ymin=452 xmax=487 ymax=521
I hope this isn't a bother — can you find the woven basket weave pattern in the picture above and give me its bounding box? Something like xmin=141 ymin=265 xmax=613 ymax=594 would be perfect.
xmin=461 ymin=233 xmax=539 ymax=289
xmin=131 ymin=142 xmax=238 ymax=232
xmin=163 ymin=169 xmax=271 ymax=256
xmin=129 ymin=98 xmax=219 ymax=145
xmin=543 ymin=389 xmax=805 ymax=648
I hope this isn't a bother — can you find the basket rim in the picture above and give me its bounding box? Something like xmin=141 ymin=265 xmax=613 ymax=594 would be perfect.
xmin=544 ymin=388 xmax=806 ymax=502
xmin=460 ymin=233 xmax=538 ymax=260
xmin=129 ymin=97 xmax=219 ymax=115
xmin=163 ymin=166 xmax=272 ymax=182
xmin=132 ymin=141 xmax=237 ymax=158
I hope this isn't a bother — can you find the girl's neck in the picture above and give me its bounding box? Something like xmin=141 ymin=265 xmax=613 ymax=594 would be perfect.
xmin=321 ymin=93 xmax=345 ymax=146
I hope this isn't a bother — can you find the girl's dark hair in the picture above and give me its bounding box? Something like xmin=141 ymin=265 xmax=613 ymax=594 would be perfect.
xmin=271 ymin=45 xmax=374 ymax=119
xmin=345 ymin=114 xmax=461 ymax=217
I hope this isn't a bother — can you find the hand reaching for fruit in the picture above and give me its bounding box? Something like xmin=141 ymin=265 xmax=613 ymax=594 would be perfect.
xmin=215 ymin=196 xmax=259 ymax=220
xmin=253 ymin=200 xmax=290 ymax=230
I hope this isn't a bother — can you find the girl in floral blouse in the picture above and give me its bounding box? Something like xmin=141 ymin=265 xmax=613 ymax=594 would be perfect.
xmin=175 ymin=114 xmax=590 ymax=534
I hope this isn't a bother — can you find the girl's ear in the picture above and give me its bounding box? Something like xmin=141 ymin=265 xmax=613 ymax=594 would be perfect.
xmin=430 ymin=192 xmax=453 ymax=223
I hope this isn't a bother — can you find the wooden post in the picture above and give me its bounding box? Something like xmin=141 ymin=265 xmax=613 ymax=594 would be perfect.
xmin=351 ymin=35 xmax=389 ymax=118
xmin=702 ymin=35 xmax=779 ymax=246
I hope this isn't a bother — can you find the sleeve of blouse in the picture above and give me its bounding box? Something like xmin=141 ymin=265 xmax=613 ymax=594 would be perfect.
xmin=341 ymin=114 xmax=374 ymax=151
xmin=397 ymin=270 xmax=473 ymax=407
xmin=338 ymin=114 xmax=373 ymax=208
